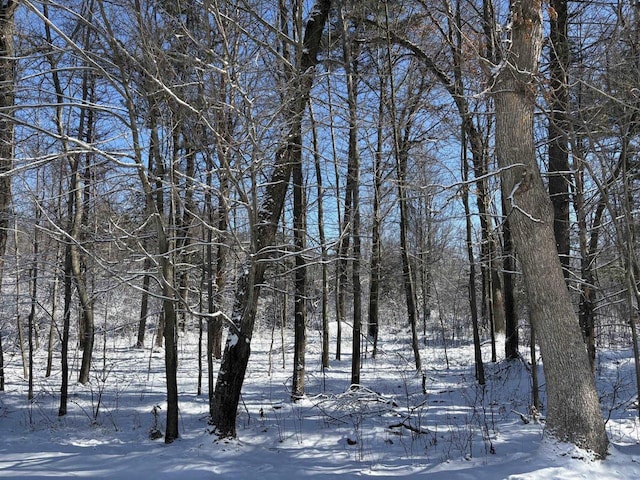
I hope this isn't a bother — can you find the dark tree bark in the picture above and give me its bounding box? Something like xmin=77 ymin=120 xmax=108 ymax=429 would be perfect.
xmin=210 ymin=0 xmax=331 ymax=438
xmin=291 ymin=135 xmax=307 ymax=400
xmin=502 ymin=198 xmax=519 ymax=360
xmin=367 ymin=72 xmax=385 ymax=356
xmin=462 ymin=128 xmax=485 ymax=385
xmin=493 ymin=0 xmax=608 ymax=457
xmin=136 ymin=260 xmax=152 ymax=348
xmin=339 ymin=3 xmax=363 ymax=386
xmin=310 ymin=106 xmax=330 ymax=369
xmin=548 ymin=0 xmax=571 ymax=275
xmin=58 ymin=236 xmax=74 ymax=416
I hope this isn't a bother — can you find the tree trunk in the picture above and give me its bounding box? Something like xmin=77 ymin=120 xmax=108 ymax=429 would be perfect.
xmin=548 ymin=0 xmax=571 ymax=275
xmin=136 ymin=262 xmax=152 ymax=349
xmin=368 ymin=73 xmax=385 ymax=356
xmin=530 ymin=319 xmax=540 ymax=411
xmin=0 ymin=0 xmax=17 ymax=393
xmin=462 ymin=128 xmax=485 ymax=385
xmin=385 ymin=3 xmax=421 ymax=371
xmin=396 ymin=143 xmax=421 ymax=372
xmin=210 ymin=0 xmax=331 ymax=438
xmin=340 ymin=3 xmax=362 ymax=386
xmin=212 ymin=162 xmax=229 ymax=360
xmin=291 ymin=137 xmax=307 ymax=400
xmin=46 ymin=241 xmax=62 ymax=377
xmin=27 ymin=200 xmax=42 ymax=402
xmin=71 ymin=156 xmax=95 ymax=385
xmin=335 ymin=187 xmax=351 ymax=364
xmin=310 ymin=105 xmax=330 ymax=369
xmin=502 ymin=199 xmax=519 ymax=360
xmin=59 ymin=234 xmax=74 ymax=416
xmin=493 ymin=0 xmax=608 ymax=457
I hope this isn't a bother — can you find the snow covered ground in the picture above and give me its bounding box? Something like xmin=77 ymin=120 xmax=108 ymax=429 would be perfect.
xmin=1 ymin=321 xmax=640 ymax=479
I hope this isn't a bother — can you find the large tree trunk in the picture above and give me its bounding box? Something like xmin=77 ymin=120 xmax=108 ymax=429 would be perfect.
xmin=210 ymin=0 xmax=331 ymax=438
xmin=0 ymin=0 xmax=17 ymax=393
xmin=493 ymin=0 xmax=608 ymax=457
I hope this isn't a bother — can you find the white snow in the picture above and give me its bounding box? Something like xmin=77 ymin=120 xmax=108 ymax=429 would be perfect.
xmin=226 ymin=332 xmax=239 ymax=347
xmin=1 ymin=321 xmax=640 ymax=479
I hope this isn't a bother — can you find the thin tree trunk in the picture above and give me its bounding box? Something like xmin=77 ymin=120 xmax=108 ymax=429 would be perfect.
xmin=396 ymin=144 xmax=421 ymax=373
xmin=71 ymin=156 xmax=95 ymax=385
xmin=27 ymin=207 xmax=41 ymax=402
xmin=462 ymin=128 xmax=485 ymax=386
xmin=548 ymin=0 xmax=571 ymax=275
xmin=136 ymin=262 xmax=152 ymax=349
xmin=368 ymin=73 xmax=385 ymax=357
xmin=310 ymin=105 xmax=330 ymax=369
xmin=502 ymin=197 xmax=519 ymax=360
xmin=335 ymin=192 xmax=351 ymax=364
xmin=46 ymin=240 xmax=62 ymax=378
xmin=210 ymin=0 xmax=331 ymax=438
xmin=340 ymin=3 xmax=362 ymax=386
xmin=385 ymin=3 xmax=421 ymax=372
xmin=291 ymin=133 xmax=307 ymax=400
xmin=530 ymin=319 xmax=540 ymax=411
xmin=574 ymin=151 xmax=599 ymax=372
xmin=59 ymin=223 xmax=74 ymax=417
xmin=15 ymin=223 xmax=28 ymax=379
xmin=493 ymin=0 xmax=607 ymax=456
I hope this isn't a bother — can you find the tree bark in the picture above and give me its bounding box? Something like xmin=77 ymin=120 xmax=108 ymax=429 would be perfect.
xmin=210 ymin=0 xmax=331 ymax=438
xmin=548 ymin=0 xmax=571 ymax=275
xmin=502 ymin=198 xmax=519 ymax=360
xmin=339 ymin=3 xmax=362 ymax=386
xmin=493 ymin=0 xmax=608 ymax=457
xmin=0 ymin=0 xmax=17 ymax=393
xmin=462 ymin=127 xmax=485 ymax=385
xmin=367 ymin=72 xmax=385 ymax=356
xmin=291 ymin=135 xmax=307 ymax=400
xmin=310 ymin=105 xmax=330 ymax=369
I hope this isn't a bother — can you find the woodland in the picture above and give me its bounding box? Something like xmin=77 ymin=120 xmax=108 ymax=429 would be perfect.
xmin=1 ymin=0 xmax=640 ymax=474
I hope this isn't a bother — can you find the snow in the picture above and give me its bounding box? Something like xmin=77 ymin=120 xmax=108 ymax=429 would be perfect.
xmin=1 ymin=322 xmax=640 ymax=479
xmin=226 ymin=332 xmax=239 ymax=347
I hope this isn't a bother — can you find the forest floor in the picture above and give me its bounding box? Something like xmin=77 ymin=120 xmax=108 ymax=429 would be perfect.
xmin=1 ymin=320 xmax=640 ymax=479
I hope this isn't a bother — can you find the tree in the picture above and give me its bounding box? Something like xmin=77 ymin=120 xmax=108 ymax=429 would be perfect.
xmin=547 ymin=0 xmax=571 ymax=275
xmin=0 ymin=0 xmax=18 ymax=393
xmin=210 ymin=0 xmax=332 ymax=438
xmin=492 ymin=0 xmax=608 ymax=457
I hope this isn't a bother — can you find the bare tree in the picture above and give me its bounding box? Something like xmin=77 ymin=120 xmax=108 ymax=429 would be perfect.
xmin=210 ymin=0 xmax=332 ymax=438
